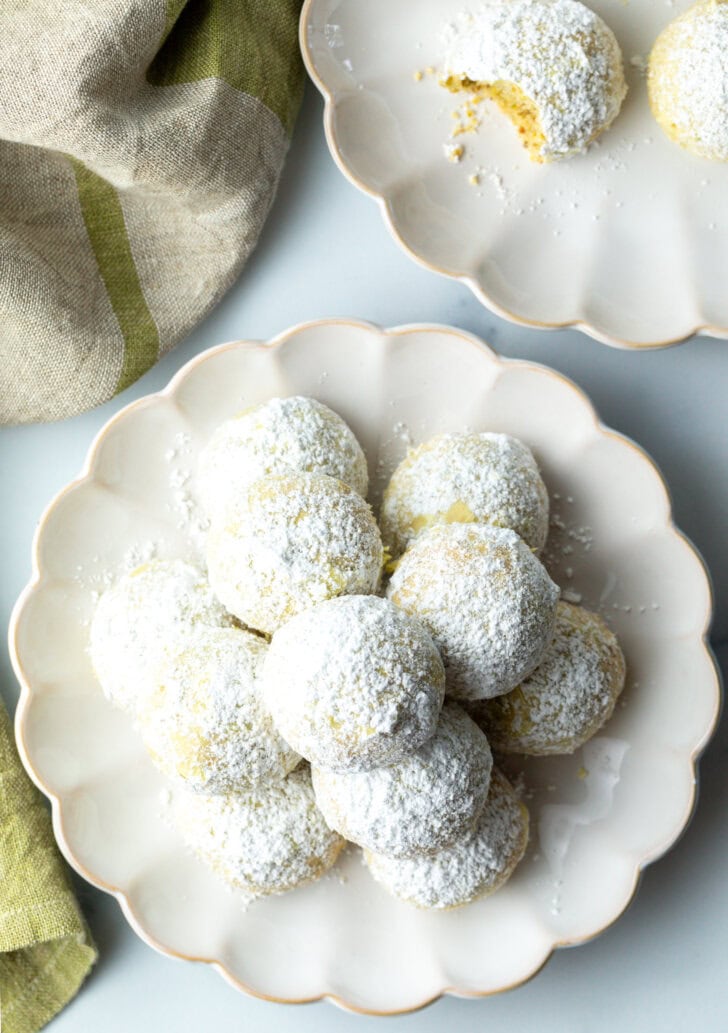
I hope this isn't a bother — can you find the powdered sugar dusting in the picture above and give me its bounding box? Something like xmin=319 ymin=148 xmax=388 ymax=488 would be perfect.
xmin=648 ymin=1 xmax=728 ymax=161
xmin=164 ymin=432 xmax=210 ymax=557
xmin=206 ymin=472 xmax=383 ymax=635
xmin=171 ymin=767 xmax=345 ymax=897
xmin=199 ymin=396 xmax=369 ymax=521
xmin=380 ymin=431 xmax=549 ymax=559
xmin=468 ymin=602 xmax=626 ymax=754
xmin=364 ymin=768 xmax=528 ymax=909
xmin=139 ymin=626 xmax=300 ymax=794
xmin=388 ymin=523 xmax=559 ymax=700
xmin=89 ymin=559 xmax=233 ymax=714
xmin=312 ymin=703 xmax=492 ymax=858
xmin=262 ymin=595 xmax=445 ymax=772
xmin=442 ymin=0 xmax=627 ymax=160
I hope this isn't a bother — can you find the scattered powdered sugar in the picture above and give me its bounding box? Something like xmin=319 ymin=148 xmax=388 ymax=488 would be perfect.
xmin=388 ymin=523 xmax=559 ymax=701
xmin=542 ymin=493 xmax=595 ymax=578
xmin=73 ymin=540 xmax=159 ymax=611
xmin=380 ymin=431 xmax=549 ymax=559
xmin=198 ymin=396 xmax=369 ymax=522
xmin=648 ymin=1 xmax=728 ymax=161
xmin=262 ymin=595 xmax=445 ymax=773
xmin=171 ymin=766 xmax=345 ymax=897
xmin=164 ymin=432 xmax=210 ymax=557
xmin=312 ymin=702 xmax=492 ymax=858
xmin=138 ymin=626 xmax=299 ymax=794
xmin=206 ymin=472 xmax=383 ymax=635
xmin=79 ymin=431 xmax=209 ymax=598
xmin=324 ymin=23 xmax=344 ymax=48
xmin=441 ymin=0 xmax=627 ymax=160
xmin=467 ymin=602 xmax=626 ymax=754
xmin=364 ymin=769 xmax=528 ymax=909
xmin=122 ymin=540 xmax=158 ymax=570
xmin=89 ymin=559 xmax=233 ymax=714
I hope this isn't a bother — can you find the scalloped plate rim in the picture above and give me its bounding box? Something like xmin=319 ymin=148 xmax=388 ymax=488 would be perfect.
xmin=9 ymin=318 xmax=722 ymax=1014
xmin=299 ymin=1 xmax=728 ymax=350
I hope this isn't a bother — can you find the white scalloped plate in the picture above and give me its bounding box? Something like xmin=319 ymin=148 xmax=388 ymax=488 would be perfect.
xmin=10 ymin=321 xmax=720 ymax=1014
xmin=301 ymin=0 xmax=728 ymax=348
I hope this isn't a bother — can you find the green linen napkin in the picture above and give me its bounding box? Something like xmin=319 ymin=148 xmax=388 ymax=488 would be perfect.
xmin=0 ymin=702 xmax=97 ymax=1033
xmin=0 ymin=0 xmax=305 ymax=425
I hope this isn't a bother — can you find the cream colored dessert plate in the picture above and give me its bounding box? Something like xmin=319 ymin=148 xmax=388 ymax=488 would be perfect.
xmin=302 ymin=1 xmax=728 ymax=347
xmin=11 ymin=321 xmax=719 ymax=1013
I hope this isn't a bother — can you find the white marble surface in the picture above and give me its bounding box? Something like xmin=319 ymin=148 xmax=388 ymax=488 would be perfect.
xmin=1 ymin=87 xmax=726 ymax=1032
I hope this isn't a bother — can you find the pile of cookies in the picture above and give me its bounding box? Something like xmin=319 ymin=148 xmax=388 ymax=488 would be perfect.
xmin=90 ymin=396 xmax=625 ymax=910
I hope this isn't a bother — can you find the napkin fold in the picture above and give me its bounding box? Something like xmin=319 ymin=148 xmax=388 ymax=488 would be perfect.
xmin=0 ymin=0 xmax=305 ymax=425
xmin=0 ymin=703 xmax=97 ymax=1033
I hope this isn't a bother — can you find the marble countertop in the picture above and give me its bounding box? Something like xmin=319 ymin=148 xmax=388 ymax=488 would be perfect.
xmin=1 ymin=87 xmax=726 ymax=1033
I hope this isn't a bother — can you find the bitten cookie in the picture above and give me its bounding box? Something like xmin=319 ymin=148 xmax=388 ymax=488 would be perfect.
xmin=442 ymin=0 xmax=626 ymax=162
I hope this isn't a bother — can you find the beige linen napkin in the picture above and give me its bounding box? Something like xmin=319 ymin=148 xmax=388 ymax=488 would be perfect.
xmin=0 ymin=0 xmax=305 ymax=424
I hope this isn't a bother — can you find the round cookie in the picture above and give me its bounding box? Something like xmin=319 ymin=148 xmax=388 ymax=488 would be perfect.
xmin=648 ymin=0 xmax=728 ymax=161
xmin=364 ymin=769 xmax=529 ymax=909
xmin=262 ymin=595 xmax=445 ymax=773
xmin=312 ymin=702 xmax=492 ymax=858
xmin=380 ymin=431 xmax=549 ymax=561
xmin=138 ymin=626 xmax=299 ymax=793
xmin=199 ymin=395 xmax=369 ymax=519
xmin=89 ymin=559 xmax=232 ymax=714
xmin=206 ymin=472 xmax=383 ymax=635
xmin=172 ymin=766 xmax=345 ymax=897
xmin=442 ymin=0 xmax=627 ymax=162
xmin=387 ymin=523 xmax=559 ymax=701
xmin=468 ymin=602 xmax=626 ymax=755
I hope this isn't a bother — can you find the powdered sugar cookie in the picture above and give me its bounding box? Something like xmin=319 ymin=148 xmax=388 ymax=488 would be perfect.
xmin=262 ymin=595 xmax=445 ymax=772
xmin=199 ymin=395 xmax=368 ymax=519
xmin=468 ymin=602 xmax=626 ymax=754
xmin=89 ymin=559 xmax=231 ymax=714
xmin=172 ymin=766 xmax=345 ymax=897
xmin=139 ymin=626 xmax=299 ymax=793
xmin=206 ymin=472 xmax=383 ymax=635
xmin=648 ymin=0 xmax=728 ymax=161
xmin=442 ymin=0 xmax=626 ymax=162
xmin=387 ymin=523 xmax=559 ymax=701
xmin=364 ymin=768 xmax=529 ymax=909
xmin=381 ymin=431 xmax=549 ymax=561
xmin=312 ymin=702 xmax=492 ymax=858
